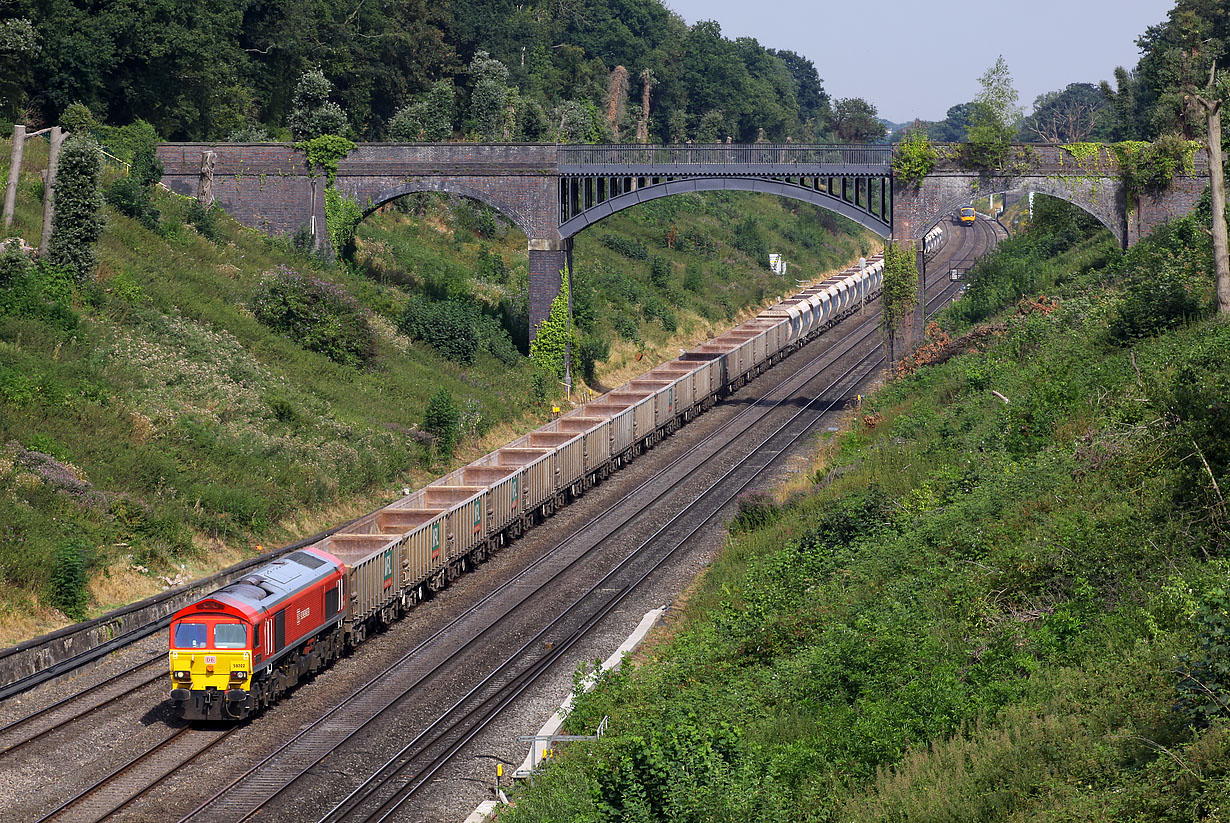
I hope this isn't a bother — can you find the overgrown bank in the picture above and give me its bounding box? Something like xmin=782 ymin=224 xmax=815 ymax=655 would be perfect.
xmin=500 ymin=195 xmax=1230 ymax=821
xmin=0 ymin=133 xmax=871 ymax=643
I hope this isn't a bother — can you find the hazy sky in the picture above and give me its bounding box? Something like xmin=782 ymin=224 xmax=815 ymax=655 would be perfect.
xmin=662 ymin=0 xmax=1177 ymax=123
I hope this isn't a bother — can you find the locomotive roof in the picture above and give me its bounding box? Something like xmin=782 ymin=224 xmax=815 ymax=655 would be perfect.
xmin=171 ymin=548 xmax=343 ymax=621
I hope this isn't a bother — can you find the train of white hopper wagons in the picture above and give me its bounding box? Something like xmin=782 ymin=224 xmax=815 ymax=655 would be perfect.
xmin=167 ymin=227 xmax=945 ymax=720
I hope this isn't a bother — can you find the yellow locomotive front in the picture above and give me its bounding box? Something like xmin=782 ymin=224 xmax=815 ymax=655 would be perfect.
xmin=168 ymin=610 xmax=254 ymax=719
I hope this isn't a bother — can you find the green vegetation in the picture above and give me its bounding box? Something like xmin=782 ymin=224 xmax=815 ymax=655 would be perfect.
xmin=0 ymin=137 xmax=556 ymax=638
xmin=1112 ymin=135 xmax=1203 ymax=205
xmin=45 ymin=134 xmax=104 ymax=282
xmin=529 ymin=268 xmax=576 ymax=379
xmin=499 ymin=197 xmax=1230 ymax=820
xmin=879 ymin=242 xmax=917 ymax=366
xmin=250 ymin=265 xmax=377 ymax=368
xmin=7 ymin=0 xmax=880 ymax=146
xmin=354 ymin=190 xmax=870 ymax=378
xmin=890 ymin=130 xmax=937 ymax=187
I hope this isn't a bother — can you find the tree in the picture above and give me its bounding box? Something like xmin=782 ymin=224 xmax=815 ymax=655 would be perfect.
xmin=468 ymin=51 xmax=511 ymax=141
xmin=388 ymin=80 xmax=455 ymax=141
xmin=831 ymin=97 xmax=886 ymax=143
xmin=288 ymin=70 xmax=349 ymax=139
xmin=695 ymin=110 xmax=726 ymax=143
xmin=1021 ymin=83 xmax=1109 ymax=143
xmin=1187 ymin=62 xmax=1230 ymax=315
xmin=0 ymin=17 xmax=37 ymax=119
xmin=964 ymin=55 xmax=1022 ymax=168
xmin=421 ymin=388 xmax=461 ymax=457
xmin=47 ymin=133 xmax=104 ymax=283
xmin=880 ymin=243 xmax=918 ymax=369
xmin=929 ymin=102 xmax=978 ymax=143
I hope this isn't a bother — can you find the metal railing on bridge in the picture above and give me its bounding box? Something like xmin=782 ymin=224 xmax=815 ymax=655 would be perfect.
xmin=557 ymin=143 xmax=892 ymax=176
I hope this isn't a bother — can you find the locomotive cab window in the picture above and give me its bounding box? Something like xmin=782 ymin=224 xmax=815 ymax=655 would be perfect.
xmin=214 ymin=622 xmax=248 ymax=649
xmin=173 ymin=622 xmax=208 ymax=648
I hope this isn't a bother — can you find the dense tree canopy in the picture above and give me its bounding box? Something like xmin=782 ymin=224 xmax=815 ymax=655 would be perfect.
xmin=2 ymin=0 xmax=889 ymax=145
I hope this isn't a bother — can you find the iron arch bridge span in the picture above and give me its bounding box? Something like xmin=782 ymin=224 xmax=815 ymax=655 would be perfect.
xmin=557 ymin=175 xmax=891 ymax=239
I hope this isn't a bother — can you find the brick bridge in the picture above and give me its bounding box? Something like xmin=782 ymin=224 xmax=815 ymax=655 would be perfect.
xmin=156 ymin=142 xmax=1209 ymax=337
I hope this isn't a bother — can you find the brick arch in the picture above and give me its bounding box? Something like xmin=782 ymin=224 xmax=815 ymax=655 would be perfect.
xmin=911 ymin=176 xmax=1126 ymax=247
xmin=360 ymin=181 xmax=536 ymax=238
xmin=557 ymin=177 xmax=892 ymax=240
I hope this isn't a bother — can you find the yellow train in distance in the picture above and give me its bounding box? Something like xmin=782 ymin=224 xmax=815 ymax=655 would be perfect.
xmin=957 ymin=206 xmax=976 ymax=225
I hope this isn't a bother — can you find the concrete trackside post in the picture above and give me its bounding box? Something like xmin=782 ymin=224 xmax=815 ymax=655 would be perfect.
xmin=3 ymin=124 xmax=26 ymax=230
xmin=38 ymin=127 xmax=64 ymax=256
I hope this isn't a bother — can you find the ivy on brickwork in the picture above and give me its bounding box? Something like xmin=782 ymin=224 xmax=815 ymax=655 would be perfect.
xmin=294 ymin=134 xmax=358 ymax=253
xmin=1112 ymin=135 xmax=1201 ymax=205
xmin=892 ymin=131 xmax=939 ymax=188
xmin=1056 ymin=137 xmax=1200 ymax=208
xmin=294 ymin=135 xmax=356 ymax=185
xmin=324 ymin=187 xmax=363 ymax=254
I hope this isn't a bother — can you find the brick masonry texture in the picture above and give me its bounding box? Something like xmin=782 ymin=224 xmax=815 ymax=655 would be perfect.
xmin=529 ymin=248 xmax=568 ymax=342
xmin=893 ymin=144 xmax=1209 ymax=248
xmin=156 ymin=142 xmax=1211 ymax=335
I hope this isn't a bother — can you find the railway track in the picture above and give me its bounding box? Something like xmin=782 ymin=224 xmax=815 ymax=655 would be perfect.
xmin=169 ymin=221 xmax=1000 ymax=823
xmin=307 ymin=221 xmax=1006 ymax=823
xmin=35 ymin=725 xmax=237 ymax=823
xmin=9 ymin=221 xmax=1002 ymax=822
xmin=0 ymin=655 xmax=165 ymax=758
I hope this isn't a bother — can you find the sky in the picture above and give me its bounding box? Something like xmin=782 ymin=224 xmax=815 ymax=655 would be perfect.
xmin=662 ymin=0 xmax=1177 ymax=123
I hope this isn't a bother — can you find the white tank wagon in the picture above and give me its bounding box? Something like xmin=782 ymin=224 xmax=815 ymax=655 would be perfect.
xmin=299 ymin=254 xmax=897 ymax=646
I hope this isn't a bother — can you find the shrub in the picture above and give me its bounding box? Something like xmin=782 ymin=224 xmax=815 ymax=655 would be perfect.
xmin=288 ymin=69 xmax=349 ymax=140
xmin=452 ymin=200 xmax=499 ymax=239
xmin=732 ymin=216 xmax=769 ymax=268
xmin=397 ymin=296 xmax=520 ymax=366
xmin=398 ymin=296 xmax=479 ymax=363
xmin=577 ymin=334 xmax=610 ymax=382
xmin=47 ymin=540 xmax=89 ymax=620
xmin=0 ymin=261 xmax=79 ymax=330
xmin=731 ymin=490 xmax=780 ymax=532
xmin=893 ymin=129 xmax=938 ymax=187
xmin=1176 ymin=591 xmax=1230 ymax=727
xmin=421 ymin=387 xmax=461 ymax=456
xmin=0 ymin=238 xmax=32 ymax=287
xmin=251 ymin=265 xmax=376 ymax=367
xmin=388 ymin=80 xmax=455 ymax=141
xmin=324 ymin=187 xmax=363 ymax=255
xmin=649 ymin=256 xmax=671 ymax=289
xmin=46 ymin=133 xmax=105 ymax=282
xmin=1114 ymin=135 xmax=1201 ymax=203
xmin=1108 ymin=272 xmax=1200 ymax=343
xmin=683 ymin=262 xmax=705 ymax=293
xmin=59 ymin=102 xmax=97 ymax=136
xmin=185 ymin=200 xmax=223 ymax=243
xmin=599 ymin=232 xmax=649 ymax=260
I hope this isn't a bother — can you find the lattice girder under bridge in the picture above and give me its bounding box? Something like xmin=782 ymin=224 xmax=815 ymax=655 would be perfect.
xmin=556 ymin=144 xmax=894 ymax=239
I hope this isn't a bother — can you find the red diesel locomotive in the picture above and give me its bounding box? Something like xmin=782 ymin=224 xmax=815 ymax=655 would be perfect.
xmin=168 ymin=548 xmax=346 ymax=720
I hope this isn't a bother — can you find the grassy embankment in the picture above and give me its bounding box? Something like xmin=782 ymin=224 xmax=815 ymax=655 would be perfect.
xmin=355 ymin=191 xmax=873 ymax=391
xmin=0 ymin=135 xmax=870 ymax=643
xmin=501 ymin=195 xmax=1230 ymax=821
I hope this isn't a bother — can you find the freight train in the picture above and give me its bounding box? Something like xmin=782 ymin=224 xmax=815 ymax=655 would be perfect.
xmin=168 ymin=227 xmax=944 ymax=721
